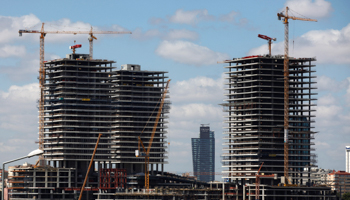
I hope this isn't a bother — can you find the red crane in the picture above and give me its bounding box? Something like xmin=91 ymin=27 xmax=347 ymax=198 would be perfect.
xmin=255 ymin=162 xmax=275 ymax=200
xmin=69 ymin=44 xmax=82 ymax=54
xmin=257 ymin=34 xmax=276 ymax=56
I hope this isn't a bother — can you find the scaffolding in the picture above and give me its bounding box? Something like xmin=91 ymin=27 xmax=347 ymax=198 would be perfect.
xmin=99 ymin=168 xmax=127 ymax=189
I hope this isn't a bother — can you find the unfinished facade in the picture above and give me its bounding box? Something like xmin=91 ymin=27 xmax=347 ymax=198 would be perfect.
xmin=42 ymin=54 xmax=169 ymax=189
xmin=245 ymin=184 xmax=336 ymax=200
xmin=110 ymin=64 xmax=169 ymax=174
xmin=43 ymin=53 xmax=114 ymax=188
xmin=7 ymin=163 xmax=76 ymax=199
xmin=221 ymin=55 xmax=317 ymax=185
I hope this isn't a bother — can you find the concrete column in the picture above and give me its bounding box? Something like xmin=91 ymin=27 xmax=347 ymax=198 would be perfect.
xmin=33 ymin=168 xmax=36 ymax=187
xmin=247 ymin=185 xmax=250 ymax=200
xmin=262 ymin=185 xmax=265 ymax=200
xmin=222 ymin=182 xmax=225 ymax=200
xmin=45 ymin=170 xmax=48 ymax=187
xmin=57 ymin=168 xmax=59 ymax=188
xmin=74 ymin=160 xmax=78 ymax=187
xmin=68 ymin=169 xmax=71 ymax=187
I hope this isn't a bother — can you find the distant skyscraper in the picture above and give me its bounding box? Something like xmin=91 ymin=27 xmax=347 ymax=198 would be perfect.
xmin=346 ymin=146 xmax=350 ymax=172
xmin=191 ymin=124 xmax=215 ymax=182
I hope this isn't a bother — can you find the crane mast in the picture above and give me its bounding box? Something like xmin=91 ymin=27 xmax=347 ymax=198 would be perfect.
xmin=38 ymin=23 xmax=45 ymax=162
xmin=257 ymin=34 xmax=276 ymax=56
xmin=277 ymin=6 xmax=317 ymax=184
xmin=138 ymin=79 xmax=170 ymax=190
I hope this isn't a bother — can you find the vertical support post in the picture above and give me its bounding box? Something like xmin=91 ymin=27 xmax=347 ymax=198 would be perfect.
xmin=78 ymin=133 xmax=102 ymax=200
xmin=38 ymin=23 xmax=46 ymax=164
xmin=145 ymin=156 xmax=149 ymax=189
xmin=2 ymin=164 xmax=5 ymax=200
xmin=283 ymin=7 xmax=290 ymax=184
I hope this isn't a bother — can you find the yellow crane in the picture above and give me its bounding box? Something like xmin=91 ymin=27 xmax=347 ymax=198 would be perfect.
xmin=277 ymin=7 xmax=317 ymax=184
xmin=18 ymin=23 xmax=131 ymax=164
xmin=78 ymin=133 xmax=102 ymax=200
xmin=136 ymin=79 xmax=170 ymax=190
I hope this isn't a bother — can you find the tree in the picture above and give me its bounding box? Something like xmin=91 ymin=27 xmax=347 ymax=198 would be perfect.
xmin=342 ymin=192 xmax=350 ymax=200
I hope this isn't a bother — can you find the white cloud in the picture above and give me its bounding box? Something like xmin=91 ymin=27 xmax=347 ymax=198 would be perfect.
xmin=0 ymin=83 xmax=39 ymax=114
xmin=0 ymin=45 xmax=26 ymax=58
xmin=0 ymin=14 xmax=41 ymax=44
xmin=219 ymin=11 xmax=238 ymax=22
xmin=317 ymin=76 xmax=349 ymax=92
xmin=0 ymin=83 xmax=39 ymax=158
xmin=156 ymin=40 xmax=229 ymax=66
xmin=131 ymin=28 xmax=198 ymax=41
xmin=169 ymin=9 xmax=215 ymax=25
xmin=0 ymin=54 xmax=40 ymax=81
xmin=318 ymin=94 xmax=336 ymax=105
xmin=346 ymin=77 xmax=350 ymax=105
xmin=131 ymin=28 xmax=162 ymax=40
xmin=249 ymin=23 xmax=350 ymax=64
xmin=148 ymin=17 xmax=165 ymax=25
xmin=316 ymin=104 xmax=342 ymax=121
xmin=171 ymin=103 xmax=222 ymax=121
xmin=284 ymin=0 xmax=333 ymax=19
xmin=0 ymin=14 xmax=130 ymax=45
xmin=171 ymin=76 xmax=223 ymax=103
xmin=165 ymin=29 xmax=198 ymax=41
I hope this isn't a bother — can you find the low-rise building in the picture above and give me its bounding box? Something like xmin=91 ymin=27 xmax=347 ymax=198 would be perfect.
xmin=0 ymin=169 xmax=8 ymax=191
xmin=7 ymin=162 xmax=76 ymax=200
xmin=327 ymin=170 xmax=350 ymax=197
xmin=302 ymin=167 xmax=333 ymax=186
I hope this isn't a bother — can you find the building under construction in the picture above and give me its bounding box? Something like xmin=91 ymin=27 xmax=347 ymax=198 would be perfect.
xmin=221 ymin=55 xmax=317 ymax=186
xmin=7 ymin=163 xmax=76 ymax=199
xmin=44 ymin=53 xmax=115 ymax=190
xmin=37 ymin=53 xmax=169 ymax=198
xmin=110 ymin=64 xmax=169 ymax=175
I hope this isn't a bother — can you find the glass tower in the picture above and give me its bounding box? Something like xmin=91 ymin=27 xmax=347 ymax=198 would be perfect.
xmin=191 ymin=125 xmax=215 ymax=182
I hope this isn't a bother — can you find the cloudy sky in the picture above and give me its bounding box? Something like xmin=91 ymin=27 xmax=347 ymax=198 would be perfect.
xmin=0 ymin=0 xmax=349 ymax=179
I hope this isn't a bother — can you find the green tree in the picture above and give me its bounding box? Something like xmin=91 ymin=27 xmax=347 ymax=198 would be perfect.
xmin=342 ymin=192 xmax=350 ymax=200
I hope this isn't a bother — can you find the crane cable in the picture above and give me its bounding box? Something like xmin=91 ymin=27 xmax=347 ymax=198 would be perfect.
xmin=138 ymin=94 xmax=162 ymax=137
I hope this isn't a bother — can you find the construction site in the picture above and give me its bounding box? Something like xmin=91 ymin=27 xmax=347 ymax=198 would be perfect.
xmin=0 ymin=6 xmax=340 ymax=200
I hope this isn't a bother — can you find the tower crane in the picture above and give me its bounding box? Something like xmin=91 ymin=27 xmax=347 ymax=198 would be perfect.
xmin=18 ymin=23 xmax=131 ymax=164
xmin=277 ymin=7 xmax=316 ymax=184
xmin=257 ymin=34 xmax=276 ymax=56
xmin=255 ymin=162 xmax=275 ymax=200
xmin=136 ymin=79 xmax=171 ymax=190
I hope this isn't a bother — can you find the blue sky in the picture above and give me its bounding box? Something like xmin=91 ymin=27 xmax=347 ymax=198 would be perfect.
xmin=0 ymin=0 xmax=349 ymax=180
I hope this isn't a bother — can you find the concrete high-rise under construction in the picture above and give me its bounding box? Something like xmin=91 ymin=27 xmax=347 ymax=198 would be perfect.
xmin=110 ymin=64 xmax=169 ymax=174
xmin=221 ymin=55 xmax=317 ymax=185
xmin=43 ymin=53 xmax=169 ymax=188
